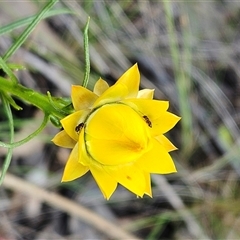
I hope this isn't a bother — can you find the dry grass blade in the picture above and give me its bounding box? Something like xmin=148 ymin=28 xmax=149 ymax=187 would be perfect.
xmin=2 ymin=173 xmax=141 ymax=240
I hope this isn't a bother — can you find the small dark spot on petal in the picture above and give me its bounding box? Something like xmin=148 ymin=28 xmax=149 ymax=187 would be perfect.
xmin=126 ymin=175 xmax=131 ymax=180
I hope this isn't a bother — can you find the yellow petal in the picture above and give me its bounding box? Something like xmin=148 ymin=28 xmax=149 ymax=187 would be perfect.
xmin=86 ymin=103 xmax=150 ymax=140
xmin=87 ymin=138 xmax=151 ymax=165
xmin=155 ymin=135 xmax=178 ymax=152
xmin=89 ymin=165 xmax=118 ymax=200
xmin=144 ymin=172 xmax=152 ymax=197
xmin=92 ymin=64 xmax=140 ymax=107
xmin=78 ymin=129 xmax=118 ymax=200
xmin=104 ymin=163 xmax=146 ymax=197
xmin=123 ymin=99 xmax=180 ymax=135
xmin=85 ymin=104 xmax=151 ymax=165
xmin=136 ymin=138 xmax=177 ymax=174
xmin=151 ymin=112 xmax=181 ymax=135
xmin=71 ymin=85 xmax=98 ymax=110
xmin=137 ymin=89 xmax=155 ymax=99
xmin=116 ymin=64 xmax=140 ymax=98
xmin=122 ymin=99 xmax=169 ymax=117
xmin=52 ymin=130 xmax=76 ymax=148
xmin=61 ymin=110 xmax=89 ymax=142
xmin=61 ymin=143 xmax=89 ymax=182
xmin=93 ymin=82 xmax=128 ymax=107
xmin=93 ymin=78 xmax=109 ymax=96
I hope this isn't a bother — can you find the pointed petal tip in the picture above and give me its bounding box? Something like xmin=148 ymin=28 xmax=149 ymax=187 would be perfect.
xmin=52 ymin=130 xmax=77 ymax=148
xmin=71 ymin=85 xmax=82 ymax=93
xmin=137 ymin=89 xmax=155 ymax=99
xmin=89 ymin=165 xmax=118 ymax=200
xmin=103 ymin=192 xmax=113 ymax=200
xmin=93 ymin=78 xmax=109 ymax=96
xmin=61 ymin=166 xmax=89 ymax=182
xmin=145 ymin=192 xmax=153 ymax=198
xmin=61 ymin=177 xmax=70 ymax=183
xmin=164 ymin=165 xmax=177 ymax=174
xmin=131 ymin=63 xmax=140 ymax=73
xmin=116 ymin=64 xmax=140 ymax=98
xmin=71 ymin=85 xmax=98 ymax=110
xmin=176 ymin=115 xmax=181 ymax=121
xmin=99 ymin=185 xmax=117 ymax=200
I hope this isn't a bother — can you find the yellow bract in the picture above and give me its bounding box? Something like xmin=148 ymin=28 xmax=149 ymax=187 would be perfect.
xmin=52 ymin=64 xmax=180 ymax=199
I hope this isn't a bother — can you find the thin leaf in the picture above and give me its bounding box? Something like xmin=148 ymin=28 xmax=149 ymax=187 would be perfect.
xmin=0 ymin=8 xmax=73 ymax=36
xmin=0 ymin=57 xmax=18 ymax=83
xmin=1 ymin=92 xmax=22 ymax=111
xmin=3 ymin=0 xmax=59 ymax=61
xmin=6 ymin=63 xmax=26 ymax=71
xmin=163 ymin=1 xmax=193 ymax=155
xmin=0 ymin=93 xmax=14 ymax=185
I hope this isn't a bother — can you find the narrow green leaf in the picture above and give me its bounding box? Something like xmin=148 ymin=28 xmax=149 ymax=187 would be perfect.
xmin=0 ymin=93 xmax=14 ymax=185
xmin=1 ymin=92 xmax=22 ymax=110
xmin=0 ymin=57 xmax=18 ymax=83
xmin=47 ymin=91 xmax=70 ymax=116
xmin=163 ymin=1 xmax=193 ymax=154
xmin=6 ymin=63 xmax=26 ymax=71
xmin=3 ymin=0 xmax=59 ymax=61
xmin=82 ymin=17 xmax=91 ymax=88
xmin=0 ymin=8 xmax=73 ymax=36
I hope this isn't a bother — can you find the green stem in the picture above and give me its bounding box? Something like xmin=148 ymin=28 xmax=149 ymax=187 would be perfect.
xmin=82 ymin=17 xmax=90 ymax=88
xmin=0 ymin=77 xmax=65 ymax=119
xmin=0 ymin=113 xmax=50 ymax=149
xmin=0 ymin=93 xmax=14 ymax=184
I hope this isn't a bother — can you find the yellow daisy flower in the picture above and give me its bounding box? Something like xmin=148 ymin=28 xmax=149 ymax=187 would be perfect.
xmin=52 ymin=64 xmax=180 ymax=199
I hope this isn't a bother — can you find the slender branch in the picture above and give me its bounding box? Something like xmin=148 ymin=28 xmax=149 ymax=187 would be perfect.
xmin=0 ymin=77 xmax=65 ymax=119
xmin=0 ymin=113 xmax=49 ymax=149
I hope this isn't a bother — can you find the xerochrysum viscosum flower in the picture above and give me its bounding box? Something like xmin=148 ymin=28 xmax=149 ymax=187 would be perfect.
xmin=52 ymin=64 xmax=180 ymax=199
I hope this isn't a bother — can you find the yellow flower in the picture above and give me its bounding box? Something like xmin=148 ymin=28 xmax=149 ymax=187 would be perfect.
xmin=52 ymin=64 xmax=180 ymax=199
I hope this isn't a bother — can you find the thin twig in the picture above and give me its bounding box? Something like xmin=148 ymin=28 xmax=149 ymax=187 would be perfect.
xmin=2 ymin=173 xmax=141 ymax=240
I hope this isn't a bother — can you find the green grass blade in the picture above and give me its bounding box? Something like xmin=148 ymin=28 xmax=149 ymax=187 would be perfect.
xmin=0 ymin=8 xmax=73 ymax=36
xmin=3 ymin=0 xmax=59 ymax=61
xmin=0 ymin=93 xmax=14 ymax=185
xmin=163 ymin=1 xmax=193 ymax=154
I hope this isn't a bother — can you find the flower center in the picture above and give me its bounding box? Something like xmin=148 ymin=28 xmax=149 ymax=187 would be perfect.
xmin=84 ymin=103 xmax=151 ymax=166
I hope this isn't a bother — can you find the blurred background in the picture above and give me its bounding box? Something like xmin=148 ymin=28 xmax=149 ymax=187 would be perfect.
xmin=1 ymin=1 xmax=240 ymax=239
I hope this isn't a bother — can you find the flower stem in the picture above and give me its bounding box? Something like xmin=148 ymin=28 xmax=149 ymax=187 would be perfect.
xmin=82 ymin=17 xmax=90 ymax=88
xmin=0 ymin=113 xmax=49 ymax=149
xmin=0 ymin=77 xmax=65 ymax=119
